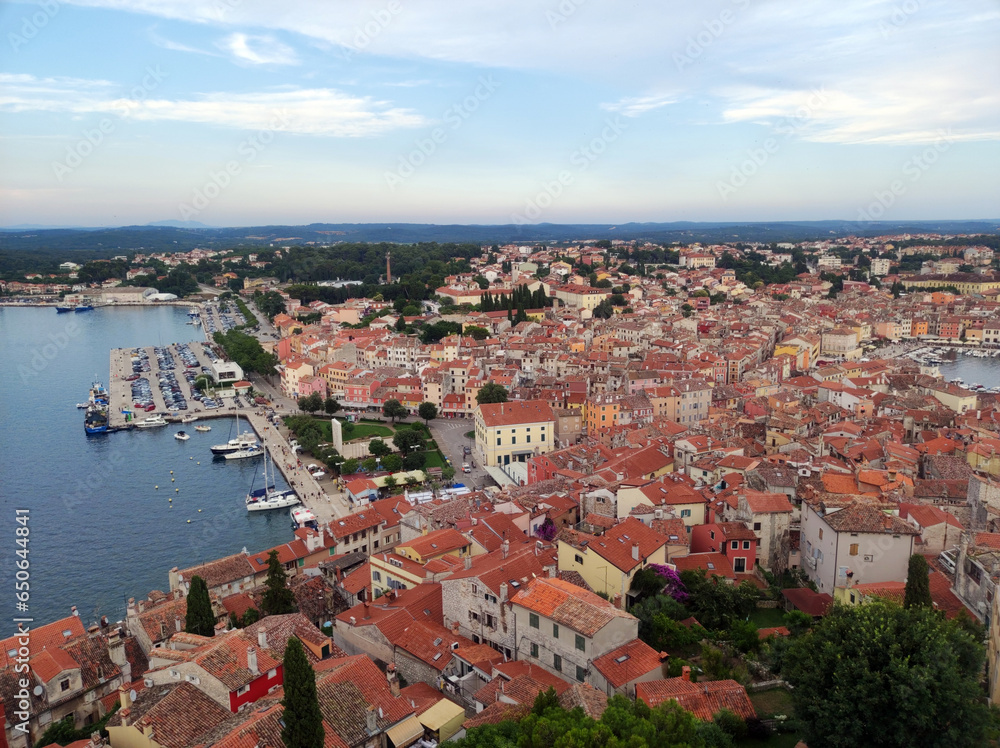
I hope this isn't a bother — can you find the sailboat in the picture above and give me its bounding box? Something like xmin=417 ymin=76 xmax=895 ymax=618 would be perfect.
xmin=210 ymin=410 xmax=258 ymax=455
xmin=246 ymin=439 xmax=299 ymax=512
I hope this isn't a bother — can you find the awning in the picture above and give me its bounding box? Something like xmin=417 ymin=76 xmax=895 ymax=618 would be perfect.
xmin=385 ymin=715 xmax=424 ymax=748
xmin=417 ymin=699 xmax=466 ymax=731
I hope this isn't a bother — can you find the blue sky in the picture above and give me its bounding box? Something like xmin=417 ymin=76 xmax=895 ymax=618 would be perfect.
xmin=1 ymin=0 xmax=998 ymax=227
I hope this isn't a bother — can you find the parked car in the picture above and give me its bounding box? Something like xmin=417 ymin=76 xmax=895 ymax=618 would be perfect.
xmin=939 ymin=547 xmax=958 ymax=575
xmin=462 ymin=463 xmax=471 ymax=473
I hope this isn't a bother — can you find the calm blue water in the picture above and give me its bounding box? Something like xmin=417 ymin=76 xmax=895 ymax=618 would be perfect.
xmin=0 ymin=306 xmax=291 ymax=634
xmin=937 ymin=354 xmax=1000 ymax=389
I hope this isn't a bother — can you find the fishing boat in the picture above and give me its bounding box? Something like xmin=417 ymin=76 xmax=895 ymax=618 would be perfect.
xmin=89 ymin=380 xmax=109 ymax=406
xmin=76 ymin=402 xmax=90 ymax=409
xmin=56 ymin=305 xmax=74 ymax=313
xmin=246 ymin=440 xmax=299 ymax=512
xmin=210 ymin=411 xmax=258 ymax=454
xmin=224 ymin=444 xmax=264 ymax=460
xmin=74 ymin=305 xmax=94 ymax=312
xmin=84 ymin=405 xmax=109 ymax=435
xmin=195 ymin=424 xmax=211 ymax=432
xmin=175 ymin=431 xmax=190 ymax=441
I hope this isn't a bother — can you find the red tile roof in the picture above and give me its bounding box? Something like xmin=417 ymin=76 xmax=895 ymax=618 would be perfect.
xmin=510 ymin=577 xmax=634 ymax=637
xmin=585 ymin=517 xmax=668 ymax=573
xmin=636 ymin=678 xmax=756 ymax=722
xmin=398 ymin=528 xmax=470 ymax=559
xmin=478 ymin=400 xmax=555 ymax=427
xmin=671 ymin=553 xmax=736 ymax=580
xmin=782 ymin=588 xmax=833 ymax=616
xmin=0 ymin=615 xmax=85 ymax=668
xmin=591 ymin=639 xmax=665 ymax=688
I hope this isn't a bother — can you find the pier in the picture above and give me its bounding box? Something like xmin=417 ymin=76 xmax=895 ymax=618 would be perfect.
xmin=106 ymin=342 xmax=349 ymax=525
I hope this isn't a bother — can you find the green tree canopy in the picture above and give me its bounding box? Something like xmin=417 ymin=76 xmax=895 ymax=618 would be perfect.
xmin=786 ymin=601 xmax=989 ymax=748
xmin=368 ymin=438 xmax=391 ymax=458
xmin=393 ymin=428 xmax=425 ymax=455
xmin=184 ymin=575 xmax=215 ymax=637
xmin=261 ymin=550 xmax=297 ymax=616
xmin=903 ymin=553 xmax=932 ymax=609
xmin=464 ymin=325 xmax=490 ymax=340
xmin=476 ymin=382 xmax=509 ymax=405
xmin=281 ymin=637 xmax=325 ymax=748
xmin=298 ymin=393 xmax=323 ymax=413
xmin=323 ymin=397 xmax=341 ymax=415
xmin=418 ymin=400 xmax=438 ymax=425
xmin=382 ymin=398 xmax=408 ymax=423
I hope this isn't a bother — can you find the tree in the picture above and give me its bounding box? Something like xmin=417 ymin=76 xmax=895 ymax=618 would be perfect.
xmin=184 ymin=575 xmax=216 ymax=637
xmin=368 ymin=438 xmax=391 ymax=458
xmin=402 ymin=452 xmax=427 ymax=470
xmin=786 ymin=602 xmax=989 ymax=748
xmin=476 ymin=382 xmax=508 ymax=405
xmin=903 ymin=553 xmax=932 ymax=609
xmin=361 ymin=457 xmax=378 ymax=472
xmin=383 ymin=475 xmax=397 ymax=490
xmin=417 ymin=401 xmax=438 ymax=426
xmin=323 ymin=397 xmax=342 ymax=415
xmin=393 ymin=428 xmax=425 ymax=455
xmin=281 ymin=637 xmax=325 ymax=748
xmin=382 ymin=398 xmax=408 ymax=423
xmin=298 ymin=393 xmax=323 ymax=413
xmin=340 ymin=457 xmax=360 ymax=475
xmin=382 ymin=453 xmax=403 ymax=472
xmin=679 ymin=570 xmax=758 ymax=630
xmin=261 ymin=550 xmax=296 ymax=616
xmin=465 ymin=324 xmax=490 ymax=340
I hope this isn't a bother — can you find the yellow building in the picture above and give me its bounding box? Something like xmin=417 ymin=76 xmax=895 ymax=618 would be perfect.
xmin=616 ymin=481 xmax=706 ymax=526
xmin=557 ymin=518 xmax=669 ymax=600
xmin=395 ymin=527 xmax=470 ymax=564
xmin=474 ymin=399 xmax=556 ymax=468
xmin=370 ymin=552 xmax=430 ymax=597
xmin=901 ymin=273 xmax=1000 ymax=295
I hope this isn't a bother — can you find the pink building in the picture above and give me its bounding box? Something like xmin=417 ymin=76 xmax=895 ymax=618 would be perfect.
xmin=297 ymin=375 xmax=327 ymax=399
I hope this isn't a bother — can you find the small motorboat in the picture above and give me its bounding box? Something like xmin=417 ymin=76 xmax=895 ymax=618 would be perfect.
xmin=175 ymin=431 xmax=190 ymax=441
xmin=195 ymin=425 xmax=211 ymax=432
xmin=76 ymin=402 xmax=90 ymax=409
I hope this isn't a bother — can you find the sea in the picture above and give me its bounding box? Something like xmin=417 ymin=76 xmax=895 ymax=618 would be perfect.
xmin=936 ymin=353 xmax=1000 ymax=391
xmin=0 ymin=306 xmax=292 ymax=634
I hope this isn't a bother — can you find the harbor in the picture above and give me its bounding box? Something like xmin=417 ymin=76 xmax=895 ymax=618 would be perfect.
xmin=102 ymin=339 xmax=347 ymax=525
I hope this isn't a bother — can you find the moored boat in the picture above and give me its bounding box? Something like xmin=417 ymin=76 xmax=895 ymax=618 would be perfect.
xmin=246 ymin=438 xmax=299 ymax=512
xmin=224 ymin=445 xmax=264 ymax=460
xmin=175 ymin=431 xmax=190 ymax=441
xmin=135 ymin=414 xmax=168 ymax=428
xmin=74 ymin=305 xmax=94 ymax=312
xmin=84 ymin=406 xmax=108 ymax=435
xmin=181 ymin=415 xmax=198 ymax=423
xmin=56 ymin=305 xmax=74 ymax=313
xmin=195 ymin=424 xmax=211 ymax=432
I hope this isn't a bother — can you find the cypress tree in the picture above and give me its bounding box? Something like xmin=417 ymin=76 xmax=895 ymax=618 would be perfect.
xmin=261 ymin=549 xmax=297 ymax=615
xmin=281 ymin=637 xmax=325 ymax=748
xmin=903 ymin=553 xmax=932 ymax=609
xmin=184 ymin=575 xmax=216 ymax=637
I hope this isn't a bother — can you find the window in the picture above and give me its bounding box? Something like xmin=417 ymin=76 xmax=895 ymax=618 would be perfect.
xmin=576 ymin=665 xmax=587 ymax=682
xmin=849 ymin=543 xmax=859 ymax=556
xmin=710 ymin=531 xmax=715 ymax=540
xmin=753 ymin=522 xmax=761 ymax=531
xmin=485 ymin=593 xmax=498 ymax=604
xmin=819 ymin=529 xmax=823 ymax=540
xmin=552 ymin=624 xmax=559 ymax=638
xmin=575 ymin=634 xmax=585 ymax=652
xmin=681 ymin=509 xmax=691 ymax=518
xmin=574 ymin=554 xmax=584 ymax=564
xmin=553 ymin=654 xmax=562 ymax=672
xmin=512 ymin=436 xmax=517 ymax=445
xmin=731 ymin=540 xmax=738 ymax=549
xmin=471 ymin=583 xmax=479 ymax=594
xmin=485 ymin=614 xmax=496 ymax=629
xmin=237 ymin=684 xmax=249 ymax=696
xmin=529 ymin=613 xmax=539 ymax=629
xmin=373 ymin=571 xmax=382 ymax=582
xmin=531 ymin=642 xmax=539 ymax=658
xmin=497 ymin=437 xmax=501 ymax=446
xmin=743 ymin=541 xmax=751 ymax=550
xmin=60 ymin=679 xmax=71 ymax=692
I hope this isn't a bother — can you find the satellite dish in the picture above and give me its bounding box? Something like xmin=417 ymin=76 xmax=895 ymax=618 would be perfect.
xmin=130 ymin=689 xmax=137 ymax=701
xmin=33 ymin=685 xmax=43 ymax=696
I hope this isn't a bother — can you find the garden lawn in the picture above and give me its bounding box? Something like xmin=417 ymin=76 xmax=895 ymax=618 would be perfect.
xmin=422 ymin=451 xmax=446 ymax=469
xmin=339 ymin=420 xmax=394 ymax=440
xmin=749 ymin=607 xmax=788 ymax=629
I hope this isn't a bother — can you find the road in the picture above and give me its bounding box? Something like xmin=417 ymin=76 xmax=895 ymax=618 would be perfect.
xmin=429 ymin=416 xmax=492 ymax=490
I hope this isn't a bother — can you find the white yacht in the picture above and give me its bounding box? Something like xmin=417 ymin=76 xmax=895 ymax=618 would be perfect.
xmin=224 ymin=444 xmax=264 ymax=460
xmin=246 ymin=439 xmax=300 ymax=512
xmin=135 ymin=415 xmax=168 ymax=428
xmin=181 ymin=415 xmax=199 ymax=424
xmin=195 ymin=424 xmax=211 ymax=432
xmin=175 ymin=431 xmax=190 ymax=441
xmin=210 ymin=412 xmax=258 ymax=454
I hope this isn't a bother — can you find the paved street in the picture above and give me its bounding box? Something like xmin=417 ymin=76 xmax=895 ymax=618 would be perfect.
xmin=430 ymin=416 xmax=491 ymax=489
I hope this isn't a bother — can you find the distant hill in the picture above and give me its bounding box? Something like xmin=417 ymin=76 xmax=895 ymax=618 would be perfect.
xmin=0 ymin=220 xmax=997 ymax=256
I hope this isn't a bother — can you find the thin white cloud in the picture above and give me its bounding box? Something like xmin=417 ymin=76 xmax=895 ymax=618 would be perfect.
xmin=600 ymin=93 xmax=676 ymax=118
xmin=148 ymin=29 xmax=221 ymax=57
xmin=219 ymin=32 xmax=299 ymax=65
xmin=0 ymin=74 xmax=427 ymax=137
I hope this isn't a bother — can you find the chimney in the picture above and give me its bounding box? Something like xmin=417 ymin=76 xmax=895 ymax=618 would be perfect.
xmin=258 ymin=627 xmax=268 ymax=649
xmin=72 ymin=605 xmax=79 ymax=617
xmin=632 ymin=542 xmax=640 ymax=561
xmin=365 ymin=705 xmax=377 ymax=734
xmin=499 ymin=583 xmax=508 ymax=603
xmin=451 ymin=621 xmax=460 ymax=635
xmin=349 ymin=616 xmax=357 ymax=626
xmin=118 ymin=684 xmax=132 ymax=711
xmin=386 ymin=663 xmax=400 ymax=698
xmin=681 ymin=665 xmax=691 ymax=682
xmin=88 ymin=624 xmax=101 ymax=638
xmin=363 ymin=601 xmax=371 ymax=620
xmin=464 ymin=555 xmax=472 ymax=570
xmin=613 ymin=593 xmax=622 ymax=609
xmin=547 ymin=566 xmax=557 ymax=578
xmin=247 ymin=646 xmax=258 ymax=675
xmin=501 ymin=539 xmax=510 ymax=559
xmin=175 ymin=616 xmax=182 ymax=633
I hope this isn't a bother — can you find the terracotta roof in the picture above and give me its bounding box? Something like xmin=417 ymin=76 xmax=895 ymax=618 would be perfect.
xmin=0 ymin=615 xmax=85 ymax=668
xmin=758 ymin=626 xmax=791 ymax=640
xmin=557 ymin=683 xmax=608 ymax=719
xmin=744 ymin=492 xmax=794 ymax=514
xmin=478 ymin=400 xmax=555 ymax=427
xmin=584 ymin=517 xmax=668 ymax=573
xmin=636 ymin=677 xmax=756 ymax=722
xmin=106 ymin=682 xmax=232 ymax=747
xmin=671 ymin=552 xmax=735 ymax=580
xmin=392 ymin=620 xmax=475 ymax=671
xmin=398 ymin=528 xmax=470 ymax=559
xmin=591 ymin=639 xmax=665 ymax=689
xmin=175 ymin=553 xmax=256 ymax=589
xmin=30 ymin=647 xmax=80 ymax=683
xmin=315 ymin=656 xmax=416 ymax=747
xmin=464 ymin=701 xmax=530 ymax=729
xmin=782 ymin=588 xmax=833 ymax=616
xmin=822 ymin=503 xmax=920 ymax=536
xmin=510 ymin=577 xmax=634 ymax=636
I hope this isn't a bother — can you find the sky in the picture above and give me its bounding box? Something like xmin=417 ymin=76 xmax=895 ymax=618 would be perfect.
xmin=1 ymin=0 xmax=998 ymax=227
